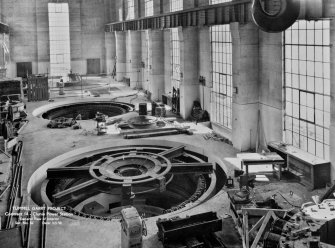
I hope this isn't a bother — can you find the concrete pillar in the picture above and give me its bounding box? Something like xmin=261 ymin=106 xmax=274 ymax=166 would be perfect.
xmin=115 ymin=31 xmax=126 ymax=81
xmin=329 ymin=18 xmax=335 ymax=180
xmin=180 ymin=27 xmax=200 ymax=119
xmin=198 ymin=0 xmax=210 ymax=7
xmin=153 ymin=0 xmax=162 ymax=14
xmin=231 ymin=22 xmax=260 ymax=151
xmin=150 ymin=30 xmax=165 ymax=101
xmin=129 ymin=31 xmax=142 ymax=89
xmin=105 ymin=32 xmax=116 ymax=75
xmin=164 ymin=29 xmax=172 ymax=94
xmin=137 ymin=0 xmax=145 ymax=18
xmin=162 ymin=0 xmax=170 ymax=13
xmin=183 ymin=0 xmax=195 ymax=9
xmin=198 ymin=27 xmax=211 ymax=114
xmin=259 ymin=30 xmax=283 ymax=146
xmin=115 ymin=0 xmax=124 ymax=21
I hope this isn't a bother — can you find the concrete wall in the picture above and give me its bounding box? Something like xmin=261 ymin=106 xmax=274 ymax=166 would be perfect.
xmin=179 ymin=27 xmax=200 ymax=119
xmin=231 ymin=22 xmax=259 ymax=151
xmin=1 ymin=0 xmax=112 ymax=77
xmin=198 ymin=27 xmax=211 ymax=113
xmin=164 ymin=29 xmax=172 ymax=95
xmin=259 ymin=31 xmax=283 ymax=145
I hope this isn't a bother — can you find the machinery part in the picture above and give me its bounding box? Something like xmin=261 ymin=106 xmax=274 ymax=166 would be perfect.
xmin=320 ymin=182 xmax=335 ymax=202
xmin=320 ymin=218 xmax=335 ymax=246
xmin=88 ymin=152 xmax=172 ymax=185
xmin=163 ymin=175 xmax=207 ymax=214
xmin=251 ymin=0 xmax=300 ymax=33
xmin=35 ymin=141 xmax=218 ymax=219
xmin=155 ymin=106 xmax=166 ymax=117
xmin=95 ymin=112 xmax=107 ymax=135
xmin=156 ymin=212 xmax=222 ymax=246
xmin=138 ymin=103 xmax=147 ymax=116
xmin=263 ymin=231 xmax=282 ymax=248
xmin=270 ymin=217 xmax=287 ymax=235
xmin=120 ymin=206 xmax=146 ymax=248
xmin=301 ymin=199 xmax=335 ymax=222
xmin=127 ymin=115 xmax=157 ymax=129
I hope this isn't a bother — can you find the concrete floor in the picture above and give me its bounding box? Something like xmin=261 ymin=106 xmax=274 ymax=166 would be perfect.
xmin=0 ymin=77 xmax=328 ymax=248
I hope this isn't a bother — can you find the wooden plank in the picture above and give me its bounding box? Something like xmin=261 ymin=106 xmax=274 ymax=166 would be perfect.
xmin=243 ymin=212 xmax=249 ymax=248
xmin=241 ymin=208 xmax=288 ymax=218
xmin=250 ymin=211 xmax=272 ymax=248
xmin=248 ymin=215 xmax=265 ymax=235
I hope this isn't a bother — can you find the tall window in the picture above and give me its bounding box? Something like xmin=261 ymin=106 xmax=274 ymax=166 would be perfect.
xmin=170 ymin=0 xmax=182 ymax=12
xmin=170 ymin=0 xmax=182 ymax=91
xmin=171 ymin=29 xmax=181 ymax=90
xmin=127 ymin=0 xmax=135 ymax=20
xmin=210 ymin=25 xmax=233 ymax=129
xmin=48 ymin=3 xmax=71 ymax=77
xmin=145 ymin=0 xmax=154 ymax=17
xmin=284 ymin=20 xmax=330 ymax=160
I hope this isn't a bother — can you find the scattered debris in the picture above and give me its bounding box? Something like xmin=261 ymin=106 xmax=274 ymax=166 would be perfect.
xmin=203 ymin=132 xmax=232 ymax=145
xmin=47 ymin=114 xmax=81 ymax=129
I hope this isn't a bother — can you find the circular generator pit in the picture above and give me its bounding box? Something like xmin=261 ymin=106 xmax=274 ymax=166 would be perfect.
xmin=32 ymin=99 xmax=134 ymax=120
xmin=27 ymin=140 xmax=228 ymax=220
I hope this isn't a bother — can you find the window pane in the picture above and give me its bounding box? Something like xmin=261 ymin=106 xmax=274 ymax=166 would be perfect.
xmin=284 ymin=20 xmax=330 ymax=160
xmin=210 ymin=25 xmax=232 ymax=129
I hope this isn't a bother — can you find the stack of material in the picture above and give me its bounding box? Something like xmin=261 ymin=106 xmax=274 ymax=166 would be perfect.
xmin=122 ymin=126 xmax=192 ymax=139
xmin=47 ymin=117 xmax=76 ymax=128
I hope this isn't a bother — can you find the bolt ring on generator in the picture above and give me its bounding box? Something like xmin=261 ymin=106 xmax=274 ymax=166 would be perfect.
xmin=89 ymin=152 xmax=172 ymax=185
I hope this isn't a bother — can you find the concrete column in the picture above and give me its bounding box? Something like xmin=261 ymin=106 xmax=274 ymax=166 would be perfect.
xmin=105 ymin=32 xmax=116 ymax=75
xmin=129 ymin=31 xmax=142 ymax=89
xmin=179 ymin=27 xmax=200 ymax=119
xmin=259 ymin=30 xmax=283 ymax=146
xmin=137 ymin=0 xmax=145 ymax=18
xmin=198 ymin=27 xmax=211 ymax=114
xmin=231 ymin=22 xmax=260 ymax=151
xmin=153 ymin=0 xmax=162 ymax=15
xmin=183 ymin=0 xmax=195 ymax=9
xmin=35 ymin=1 xmax=49 ymax=75
xmin=162 ymin=0 xmax=170 ymax=13
xmin=150 ymin=30 xmax=165 ymax=101
xmin=198 ymin=0 xmax=210 ymax=7
xmin=115 ymin=0 xmax=123 ymax=21
xmin=329 ymin=18 xmax=335 ymax=180
xmin=115 ymin=31 xmax=126 ymax=81
xmin=164 ymin=29 xmax=172 ymax=94
xmin=140 ymin=31 xmax=149 ymax=92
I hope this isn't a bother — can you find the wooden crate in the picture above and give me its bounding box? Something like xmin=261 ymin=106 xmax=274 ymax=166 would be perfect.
xmin=27 ymin=75 xmax=49 ymax=102
xmin=268 ymin=141 xmax=331 ymax=189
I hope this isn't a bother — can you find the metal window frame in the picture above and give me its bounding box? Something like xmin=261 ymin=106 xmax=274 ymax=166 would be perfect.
xmin=170 ymin=0 xmax=183 ymax=12
xmin=210 ymin=24 xmax=233 ymax=129
xmin=48 ymin=3 xmax=71 ymax=77
xmin=283 ymin=19 xmax=331 ymax=159
xmin=170 ymin=28 xmax=181 ymax=90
